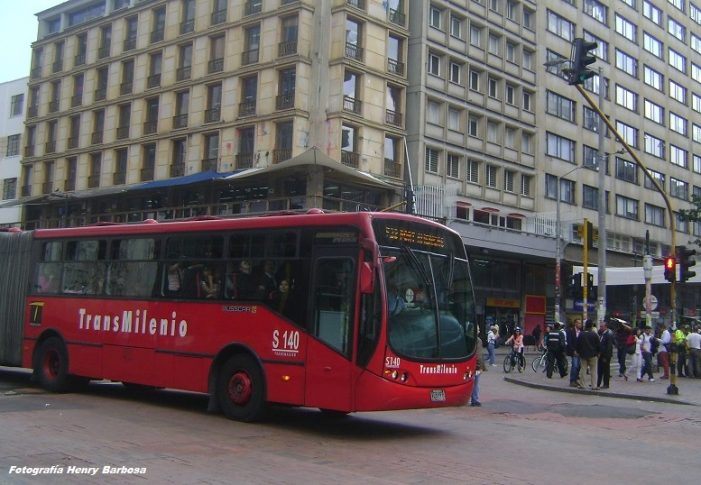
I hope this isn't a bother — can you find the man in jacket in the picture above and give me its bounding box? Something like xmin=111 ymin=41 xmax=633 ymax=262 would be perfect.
xmin=597 ymin=320 xmax=614 ymax=389
xmin=566 ymin=319 xmax=582 ymax=388
xmin=545 ymin=323 xmax=567 ymax=379
xmin=576 ymin=319 xmax=601 ymax=390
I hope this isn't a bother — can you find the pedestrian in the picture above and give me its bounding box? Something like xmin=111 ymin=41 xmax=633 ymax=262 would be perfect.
xmin=532 ymin=324 xmax=542 ymax=350
xmin=639 ymin=325 xmax=655 ymax=382
xmin=486 ymin=325 xmax=497 ymax=366
xmin=673 ymin=325 xmax=689 ymax=377
xmin=630 ymin=327 xmax=643 ymax=381
xmin=597 ymin=320 xmax=614 ymax=389
xmin=471 ymin=337 xmax=486 ymax=406
xmin=576 ymin=319 xmax=600 ymax=390
xmin=658 ymin=324 xmax=671 ymax=379
xmin=544 ymin=322 xmax=567 ymax=379
xmin=686 ymin=325 xmax=701 ymax=378
xmin=566 ymin=319 xmax=582 ymax=388
xmin=614 ymin=318 xmax=634 ymax=379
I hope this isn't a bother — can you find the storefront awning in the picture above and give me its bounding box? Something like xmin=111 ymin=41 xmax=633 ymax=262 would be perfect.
xmin=137 ymin=170 xmax=233 ymax=190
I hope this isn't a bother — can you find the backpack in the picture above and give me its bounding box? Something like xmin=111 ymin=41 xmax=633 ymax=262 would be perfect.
xmin=625 ymin=334 xmax=636 ymax=355
xmin=651 ymin=336 xmax=659 ymax=355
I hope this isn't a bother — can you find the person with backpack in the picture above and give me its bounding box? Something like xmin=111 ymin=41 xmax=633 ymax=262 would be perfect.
xmin=544 ymin=323 xmax=567 ymax=379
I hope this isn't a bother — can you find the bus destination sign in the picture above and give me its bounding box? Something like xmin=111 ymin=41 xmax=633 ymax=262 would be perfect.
xmin=382 ymin=226 xmax=445 ymax=250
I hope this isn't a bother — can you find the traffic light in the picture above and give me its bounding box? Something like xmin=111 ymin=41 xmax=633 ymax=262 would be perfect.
xmin=567 ymin=38 xmax=598 ymax=85
xmin=664 ymin=256 xmax=676 ymax=283
xmin=586 ymin=272 xmax=597 ymax=300
xmin=567 ymin=273 xmax=582 ymax=299
xmin=677 ymin=245 xmax=697 ymax=282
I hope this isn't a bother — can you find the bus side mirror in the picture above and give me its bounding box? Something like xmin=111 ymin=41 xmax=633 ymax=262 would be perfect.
xmin=359 ymin=262 xmax=374 ymax=294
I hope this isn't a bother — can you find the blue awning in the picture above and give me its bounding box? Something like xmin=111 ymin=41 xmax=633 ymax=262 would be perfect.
xmin=137 ymin=170 xmax=234 ymax=190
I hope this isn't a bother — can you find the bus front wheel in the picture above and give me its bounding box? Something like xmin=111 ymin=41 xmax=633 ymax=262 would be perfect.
xmin=217 ymin=354 xmax=266 ymax=422
xmin=36 ymin=337 xmax=70 ymax=392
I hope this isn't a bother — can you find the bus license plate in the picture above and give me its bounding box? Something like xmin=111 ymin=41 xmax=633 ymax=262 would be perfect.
xmin=430 ymin=389 xmax=446 ymax=402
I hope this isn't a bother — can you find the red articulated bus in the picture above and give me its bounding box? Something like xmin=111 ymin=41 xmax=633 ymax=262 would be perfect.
xmin=0 ymin=211 xmax=477 ymax=421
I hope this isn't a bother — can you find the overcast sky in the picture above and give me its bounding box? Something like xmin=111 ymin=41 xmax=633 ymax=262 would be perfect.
xmin=0 ymin=1 xmax=67 ymax=84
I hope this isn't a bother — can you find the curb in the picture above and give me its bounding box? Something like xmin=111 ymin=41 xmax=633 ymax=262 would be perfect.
xmin=503 ymin=376 xmax=697 ymax=406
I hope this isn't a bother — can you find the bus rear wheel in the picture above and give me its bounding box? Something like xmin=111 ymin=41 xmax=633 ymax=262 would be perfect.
xmin=217 ymin=354 xmax=266 ymax=422
xmin=36 ymin=337 xmax=70 ymax=392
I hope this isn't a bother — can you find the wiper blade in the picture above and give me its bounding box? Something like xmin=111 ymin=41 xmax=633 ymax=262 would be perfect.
xmin=401 ymin=244 xmax=431 ymax=289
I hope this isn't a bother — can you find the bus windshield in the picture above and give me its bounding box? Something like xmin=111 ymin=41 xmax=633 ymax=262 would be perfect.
xmin=374 ymin=221 xmax=476 ymax=361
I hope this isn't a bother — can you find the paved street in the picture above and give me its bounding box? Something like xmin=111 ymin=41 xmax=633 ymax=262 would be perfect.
xmin=0 ymin=360 xmax=699 ymax=485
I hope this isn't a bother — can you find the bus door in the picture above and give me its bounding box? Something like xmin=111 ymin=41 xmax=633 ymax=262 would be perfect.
xmin=304 ymin=248 xmax=356 ymax=410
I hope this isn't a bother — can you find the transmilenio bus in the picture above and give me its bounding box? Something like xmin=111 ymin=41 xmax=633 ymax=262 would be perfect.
xmin=0 ymin=211 xmax=477 ymax=421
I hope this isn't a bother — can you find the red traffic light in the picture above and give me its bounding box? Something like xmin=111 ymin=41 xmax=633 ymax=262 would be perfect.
xmin=664 ymin=256 xmax=676 ymax=283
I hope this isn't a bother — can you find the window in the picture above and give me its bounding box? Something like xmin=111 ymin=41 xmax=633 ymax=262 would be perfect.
xmin=521 ymin=174 xmax=531 ymax=197
xmin=468 ymin=116 xmax=479 ymax=137
xmin=467 ymin=160 xmax=479 ymax=183
xmin=486 ymin=165 xmax=497 ymax=188
xmin=692 ymin=34 xmax=701 ymax=55
xmin=487 ymin=121 xmax=498 ymax=143
xmin=181 ymin=0 xmax=195 ymax=34
xmin=488 ymin=34 xmax=501 ymax=56
xmin=616 ymin=49 xmax=637 ymax=77
xmin=615 ymin=157 xmax=638 ymax=184
xmin=427 ymin=100 xmax=442 ymax=125
xmin=148 ymin=52 xmax=162 ymax=88
xmin=448 ymin=107 xmax=461 ymax=131
xmin=503 ymin=170 xmax=514 ymax=192
xmin=425 ymin=147 xmax=439 ymax=173
xmin=670 ymin=145 xmax=688 ymax=168
xmin=545 ymin=132 xmax=575 ymax=162
xmin=506 ymin=42 xmax=517 ymax=63
xmin=670 ymin=112 xmax=687 ymax=136
xmin=470 ymin=25 xmax=482 ymax=47
xmin=644 ymin=169 xmax=665 ymax=190
xmin=644 ymin=100 xmax=664 ymax=124
xmin=669 ymin=80 xmax=687 ymax=104
xmin=582 ymin=185 xmax=599 ymax=210
xmin=449 ymin=61 xmax=461 ymax=84
xmin=616 ymin=195 xmax=638 ymax=220
xmin=616 ymin=121 xmax=638 ymax=147
xmin=694 ymin=124 xmax=701 ymax=144
xmin=615 ymin=14 xmax=636 ymax=42
xmin=429 ymin=6 xmax=441 ymax=29
xmin=668 ymin=17 xmax=686 ymax=42
xmin=450 ymin=15 xmax=462 ymax=38
xmin=668 ymin=0 xmax=685 ymax=11
xmin=644 ymin=204 xmax=665 ymax=226
xmin=125 ymin=16 xmax=138 ymax=50
xmin=6 ymin=134 xmax=20 ymax=156
xmin=669 ymin=48 xmax=686 ymax=73
xmin=547 ymin=10 xmax=574 ymax=41
xmin=616 ymin=85 xmax=637 ymax=112
xmin=3 ymin=178 xmax=17 ymax=200
xmin=695 ymin=94 xmax=701 ymax=113
xmin=10 ymin=94 xmax=23 ymax=116
xmin=505 ymin=84 xmax=515 ymax=105
xmin=469 ymin=70 xmax=480 ymax=91
xmin=584 ymin=31 xmax=608 ymax=62
xmin=151 ymin=6 xmax=166 ymax=42
xmin=447 ymin=154 xmax=460 ymax=178
xmin=643 ymin=33 xmax=663 ymax=59
xmin=428 ymin=52 xmax=440 ymax=76
xmin=505 ymin=127 xmax=516 ymax=148
xmin=243 ymin=26 xmax=260 ymax=65
xmin=644 ymin=133 xmax=665 ymax=158
xmin=670 ymin=178 xmax=689 ymax=200
xmin=583 ymin=107 xmax=599 ymax=132
xmin=488 ymin=77 xmax=498 ymax=98
xmin=584 ymin=0 xmax=608 ymax=25
xmin=693 ymin=64 xmax=701 ymax=83
xmin=546 ymin=90 xmax=575 ymax=122
xmin=693 ymin=3 xmax=701 ymax=24
xmin=643 ymin=66 xmax=663 ymax=91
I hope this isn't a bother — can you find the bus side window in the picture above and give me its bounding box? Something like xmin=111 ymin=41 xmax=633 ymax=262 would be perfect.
xmin=313 ymin=258 xmax=355 ymax=355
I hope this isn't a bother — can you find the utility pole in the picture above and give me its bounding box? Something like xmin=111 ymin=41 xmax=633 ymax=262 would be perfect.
xmin=596 ymin=67 xmax=607 ymax=326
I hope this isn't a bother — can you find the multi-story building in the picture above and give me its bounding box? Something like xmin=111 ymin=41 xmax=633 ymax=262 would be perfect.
xmin=0 ymin=77 xmax=28 ymax=227
xmin=17 ymin=0 xmax=701 ymax=328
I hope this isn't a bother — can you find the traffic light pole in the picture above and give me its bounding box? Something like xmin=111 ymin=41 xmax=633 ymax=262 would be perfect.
xmin=574 ymin=84 xmax=679 ymax=395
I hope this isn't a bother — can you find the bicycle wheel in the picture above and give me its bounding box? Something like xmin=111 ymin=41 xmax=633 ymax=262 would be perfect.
xmin=517 ymin=354 xmax=525 ymax=373
xmin=503 ymin=354 xmax=513 ymax=373
xmin=531 ymin=354 xmax=543 ymax=372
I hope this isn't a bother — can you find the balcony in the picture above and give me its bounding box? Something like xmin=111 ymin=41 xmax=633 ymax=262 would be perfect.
xmin=173 ymin=113 xmax=188 ymax=129
xmin=71 ymin=94 xmax=82 ymax=107
xmin=241 ymin=49 xmax=259 ymax=66
xmin=150 ymin=29 xmax=164 ymax=43
xmin=384 ymin=158 xmax=401 ymax=178
xmin=236 ymin=153 xmax=254 ymax=169
xmin=278 ymin=41 xmax=297 ymax=57
xmin=205 ymin=107 xmax=221 ymax=123
xmin=64 ymin=178 xmax=75 ymax=192
xmin=341 ymin=151 xmax=359 ymax=168
xmin=28 ymin=106 xmax=38 ymax=118
xmin=94 ymin=87 xmax=107 ymax=101
xmin=273 ymin=148 xmax=291 ymax=164
xmin=52 ymin=60 xmax=63 ymax=73
xmin=48 ymin=100 xmax=59 ymax=113
xmin=143 ymin=121 xmax=157 ymax=135
xmin=345 ymin=43 xmax=363 ymax=62
xmin=91 ymin=132 xmax=103 ymax=144
xmin=113 ymin=172 xmax=125 ymax=185
xmin=202 ymin=158 xmax=218 ymax=171
xmin=45 ymin=141 xmax=56 ymax=154
xmin=30 ymin=67 xmax=41 ymax=80
xmin=140 ymin=168 xmax=154 ymax=181
xmin=147 ymin=73 xmax=161 ymax=89
xmin=388 ymin=8 xmax=406 ymax=27
xmin=120 ymin=81 xmax=133 ymax=95
xmin=180 ymin=20 xmax=194 ymax=35
xmin=98 ymin=46 xmax=110 ymax=59
xmin=116 ymin=125 xmax=130 ymax=139
xmin=67 ymin=137 xmax=79 ymax=149
xmin=387 ymin=58 xmax=405 ymax=76
xmin=239 ymin=100 xmax=256 ymax=117
xmin=208 ymin=58 xmax=224 ymax=73
xmin=176 ymin=66 xmax=191 ymax=81
xmin=74 ymin=54 xmax=85 ymax=66
xmin=276 ymin=94 xmax=294 ymax=110
xmin=87 ymin=175 xmax=100 ymax=189
xmin=343 ymin=96 xmax=361 ymax=114
xmin=211 ymin=9 xmax=227 ymax=25
xmin=385 ymin=109 xmax=403 ymax=127
xmin=170 ymin=163 xmax=185 ymax=177
xmin=123 ymin=37 xmax=136 ymax=51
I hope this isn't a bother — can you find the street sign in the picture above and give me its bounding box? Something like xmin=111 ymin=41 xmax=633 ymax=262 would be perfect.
xmin=644 ymin=295 xmax=658 ymax=311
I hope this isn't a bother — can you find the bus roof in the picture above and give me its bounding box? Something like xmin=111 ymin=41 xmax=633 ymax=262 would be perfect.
xmin=31 ymin=211 xmax=452 ymax=239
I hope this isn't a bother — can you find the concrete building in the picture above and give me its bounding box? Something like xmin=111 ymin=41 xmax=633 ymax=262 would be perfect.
xmin=16 ymin=0 xmax=701 ymax=327
xmin=0 ymin=78 xmax=28 ymax=227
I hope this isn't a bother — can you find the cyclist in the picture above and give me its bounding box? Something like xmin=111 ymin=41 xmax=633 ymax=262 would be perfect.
xmin=505 ymin=327 xmax=525 ymax=370
xmin=545 ymin=322 xmax=568 ymax=379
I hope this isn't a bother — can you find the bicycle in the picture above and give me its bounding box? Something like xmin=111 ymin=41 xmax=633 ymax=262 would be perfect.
xmin=531 ymin=346 xmax=547 ymax=373
xmin=503 ymin=347 xmax=526 ymax=373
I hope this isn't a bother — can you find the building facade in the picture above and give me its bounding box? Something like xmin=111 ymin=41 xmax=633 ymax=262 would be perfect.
xmin=0 ymin=78 xmax=28 ymax=227
xmin=16 ymin=0 xmax=701 ymax=328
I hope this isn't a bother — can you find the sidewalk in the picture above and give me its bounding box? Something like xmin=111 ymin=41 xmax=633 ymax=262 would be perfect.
xmin=490 ymin=347 xmax=700 ymax=406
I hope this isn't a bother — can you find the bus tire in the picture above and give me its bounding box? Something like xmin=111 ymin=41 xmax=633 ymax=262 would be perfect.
xmin=217 ymin=354 xmax=266 ymax=422
xmin=36 ymin=337 xmax=70 ymax=393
